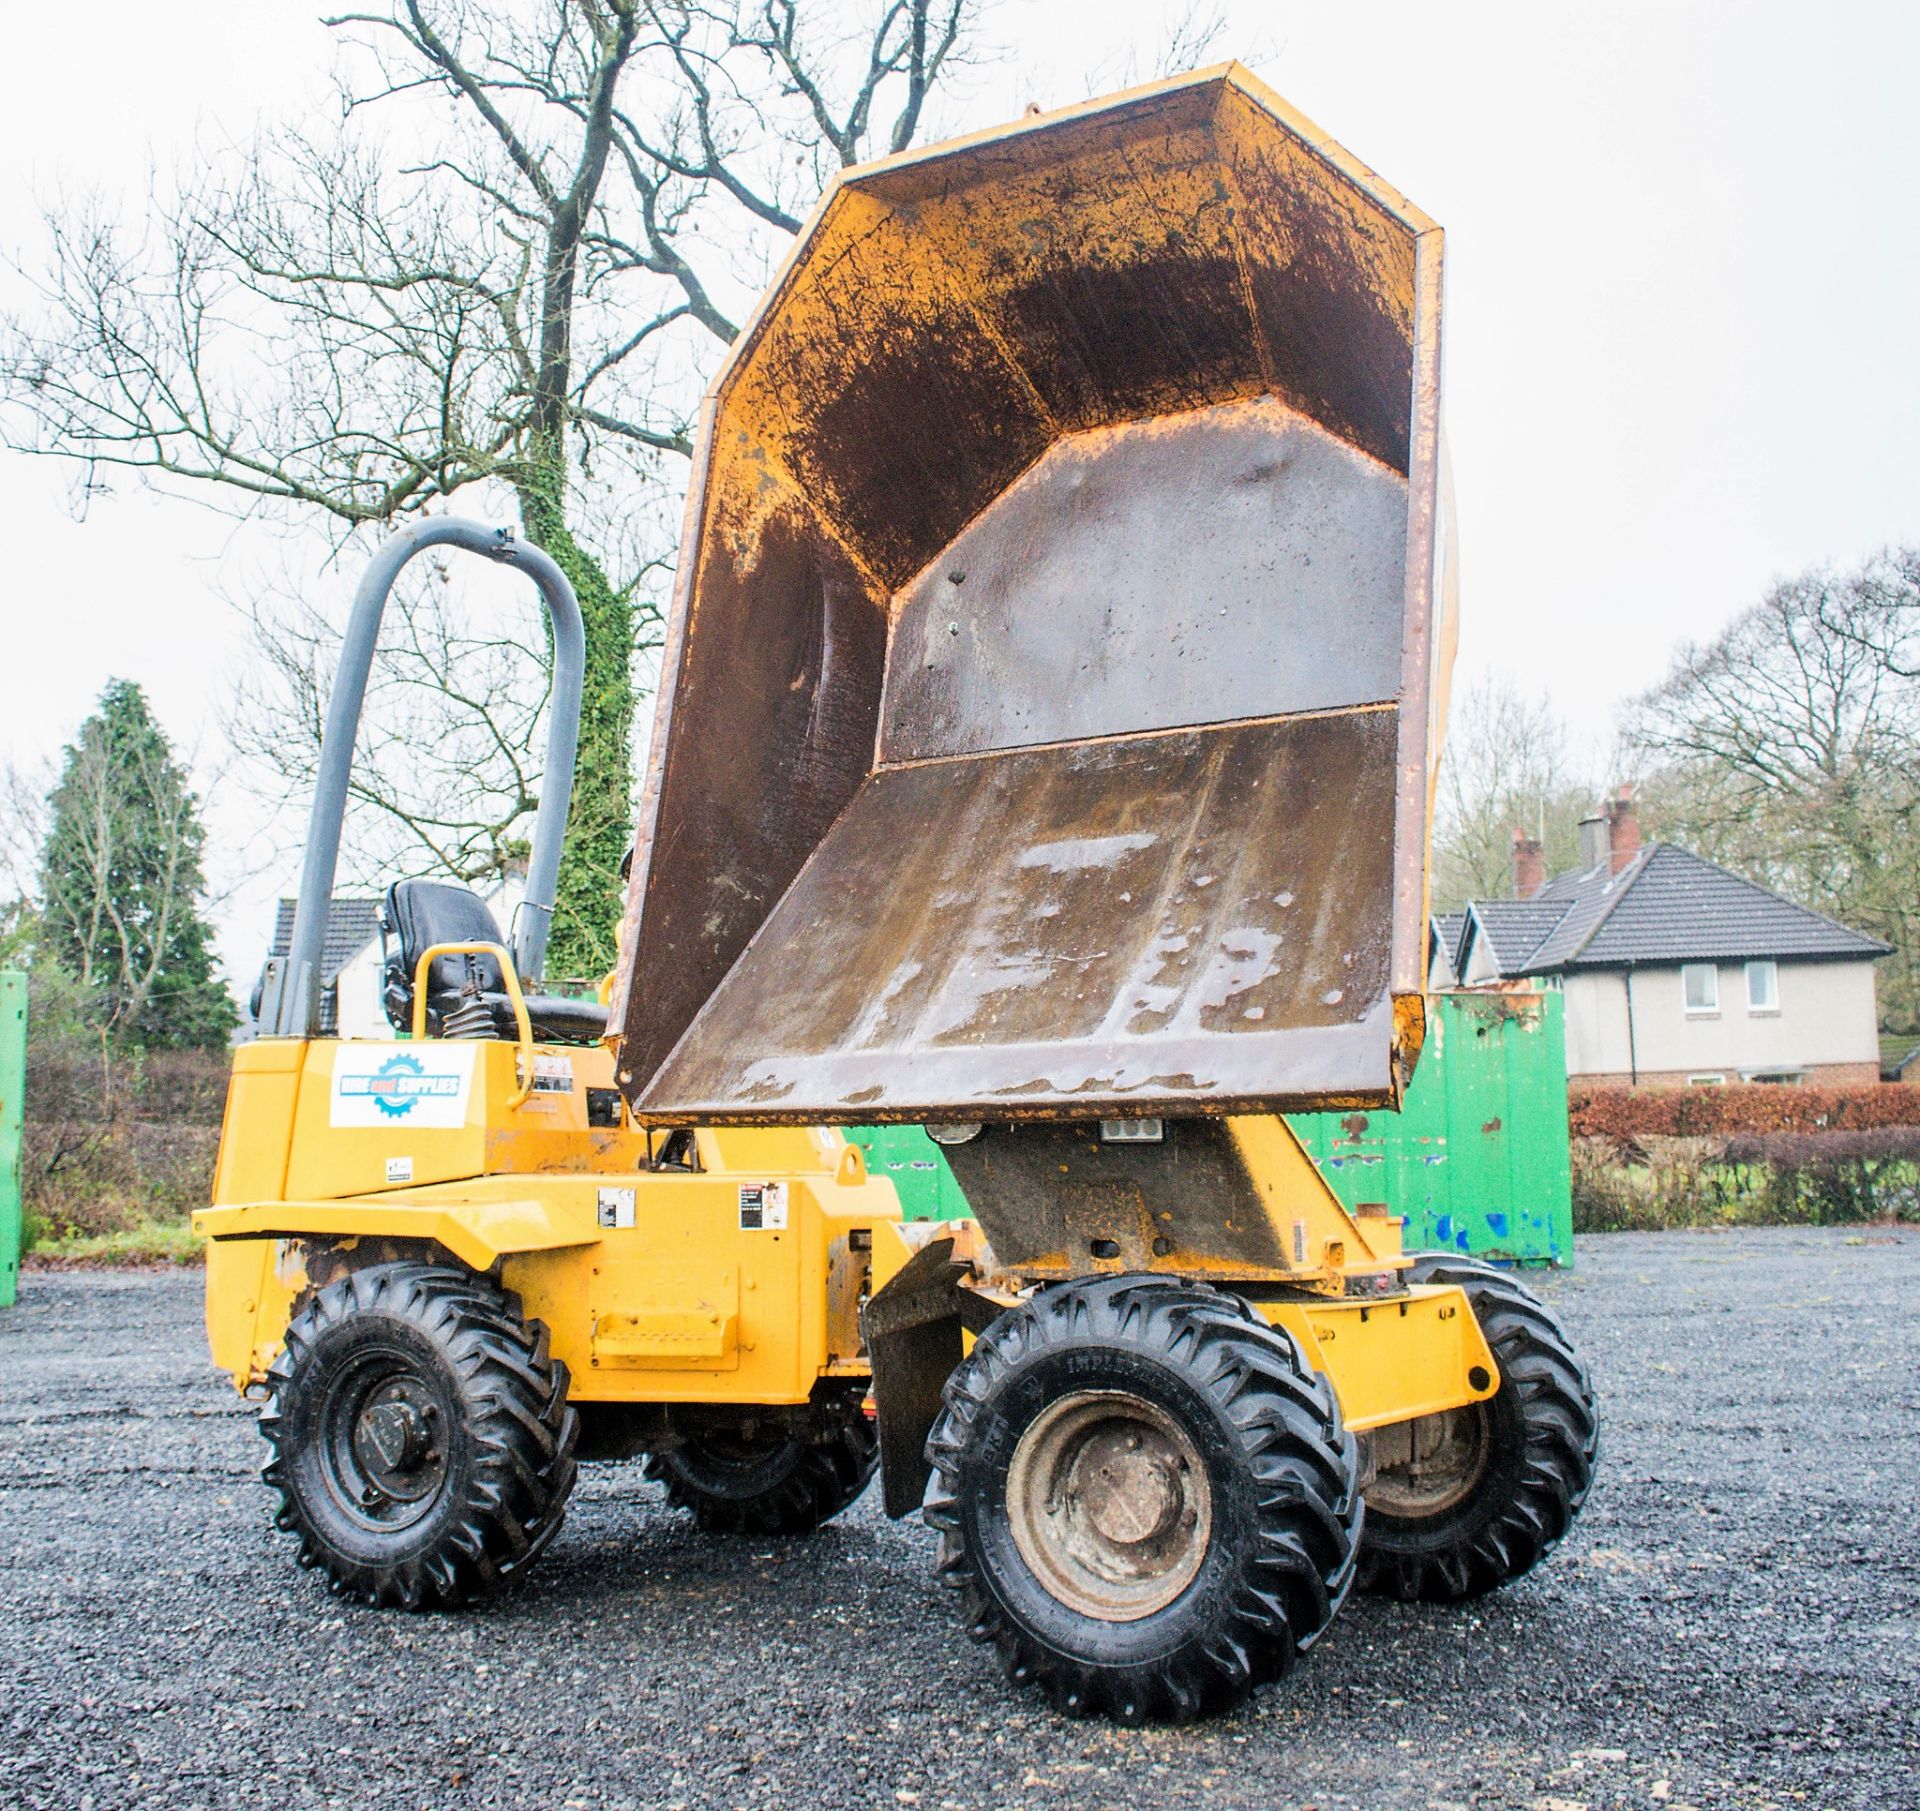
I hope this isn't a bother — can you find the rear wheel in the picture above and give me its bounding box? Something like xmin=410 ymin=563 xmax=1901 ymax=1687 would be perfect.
xmin=646 ymin=1393 xmax=878 ymax=1535
xmin=925 ymin=1276 xmax=1362 ymax=1723
xmin=260 ymin=1260 xmax=578 ymax=1608
xmin=1358 ymin=1255 xmax=1598 ymax=1601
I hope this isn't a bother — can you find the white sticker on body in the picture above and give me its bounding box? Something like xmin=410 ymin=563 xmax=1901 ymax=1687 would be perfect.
xmin=330 ymin=1043 xmax=479 ymax=1130
xmin=385 ymin=1156 xmax=414 ymax=1185
xmin=597 ymin=1187 xmax=637 ymax=1230
xmin=531 ymin=1052 xmax=574 ymax=1095
xmin=739 ymin=1181 xmax=788 ymax=1231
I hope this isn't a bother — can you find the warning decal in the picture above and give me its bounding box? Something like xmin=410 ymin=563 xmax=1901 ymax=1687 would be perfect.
xmin=738 ymin=1181 xmax=788 ymax=1231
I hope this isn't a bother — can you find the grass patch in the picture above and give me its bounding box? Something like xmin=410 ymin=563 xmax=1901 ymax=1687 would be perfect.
xmin=25 ymin=1213 xmax=204 ymax=1269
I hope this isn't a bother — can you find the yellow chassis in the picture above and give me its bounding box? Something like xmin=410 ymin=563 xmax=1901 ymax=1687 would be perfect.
xmin=196 ymin=1037 xmax=1497 ymax=1440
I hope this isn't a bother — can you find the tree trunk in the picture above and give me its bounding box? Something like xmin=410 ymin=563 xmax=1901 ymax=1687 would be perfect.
xmin=516 ymin=468 xmax=634 ymax=984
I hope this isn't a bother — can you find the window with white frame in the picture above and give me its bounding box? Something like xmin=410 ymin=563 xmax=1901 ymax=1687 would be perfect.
xmin=1682 ymin=963 xmax=1719 ymax=1014
xmin=1746 ymin=959 xmax=1779 ymax=1012
xmin=1687 ymin=1073 xmax=1727 ymax=1086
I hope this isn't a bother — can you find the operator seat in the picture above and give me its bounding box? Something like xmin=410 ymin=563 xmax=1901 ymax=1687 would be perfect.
xmin=380 ymin=878 xmax=609 ymax=1044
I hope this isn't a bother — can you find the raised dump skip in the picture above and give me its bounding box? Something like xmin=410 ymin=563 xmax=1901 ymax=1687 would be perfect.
xmin=614 ymin=64 xmax=1452 ymax=1124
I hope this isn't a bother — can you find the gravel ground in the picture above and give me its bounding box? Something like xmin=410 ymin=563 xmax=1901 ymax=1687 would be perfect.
xmin=2 ymin=1227 xmax=1915 ymax=1811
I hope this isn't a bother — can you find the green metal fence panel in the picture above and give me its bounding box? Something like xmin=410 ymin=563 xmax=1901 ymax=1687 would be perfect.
xmin=855 ymin=990 xmax=1575 ymax=1268
xmin=0 ymin=971 xmax=24 ymax=1308
xmin=1292 ymin=990 xmax=1574 ymax=1266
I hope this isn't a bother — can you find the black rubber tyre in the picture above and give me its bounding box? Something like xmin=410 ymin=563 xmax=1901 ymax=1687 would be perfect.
xmin=924 ymin=1275 xmax=1362 ymax=1724
xmin=260 ymin=1260 xmax=579 ymax=1608
xmin=646 ymin=1397 xmax=878 ymax=1535
xmin=1357 ymin=1254 xmax=1598 ymax=1602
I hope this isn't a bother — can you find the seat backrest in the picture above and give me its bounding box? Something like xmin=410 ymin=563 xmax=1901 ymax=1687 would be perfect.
xmin=381 ymin=879 xmax=508 ymax=1033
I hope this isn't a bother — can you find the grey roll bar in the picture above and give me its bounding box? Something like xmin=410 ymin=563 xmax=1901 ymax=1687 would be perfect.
xmin=266 ymin=519 xmax=585 ymax=1039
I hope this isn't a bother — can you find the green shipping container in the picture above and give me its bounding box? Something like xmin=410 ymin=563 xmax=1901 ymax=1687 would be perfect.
xmin=1290 ymin=990 xmax=1574 ymax=1268
xmin=848 ymin=1122 xmax=973 ymax=1221
xmin=851 ymin=989 xmax=1573 ymax=1268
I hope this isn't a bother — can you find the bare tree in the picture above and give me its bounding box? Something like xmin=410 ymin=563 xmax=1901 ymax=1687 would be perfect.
xmin=6 ymin=3 xmax=981 ymax=513
xmin=0 ymin=763 xmax=49 ymax=966
xmin=1082 ymin=3 xmax=1233 ymax=90
xmin=224 ymin=553 xmax=574 ymax=889
xmin=1817 ymin=544 xmax=1920 ymax=680
xmin=3 ymin=0 xmax=988 ymax=973
xmin=1627 ymin=547 xmax=1920 ymax=1031
xmin=1431 ymin=673 xmax=1594 ymax=911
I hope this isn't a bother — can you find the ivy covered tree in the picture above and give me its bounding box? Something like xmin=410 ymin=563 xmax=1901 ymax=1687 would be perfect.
xmin=2 ymin=1 xmax=986 ymax=978
xmin=38 ymin=681 xmax=236 ymax=1051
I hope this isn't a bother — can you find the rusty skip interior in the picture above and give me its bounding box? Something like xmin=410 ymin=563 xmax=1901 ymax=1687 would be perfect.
xmin=615 ymin=65 xmax=1449 ymax=1124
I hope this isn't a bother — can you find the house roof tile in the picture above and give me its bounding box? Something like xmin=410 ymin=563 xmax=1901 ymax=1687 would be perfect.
xmin=269 ymin=896 xmax=383 ymax=985
xmin=1466 ymin=897 xmax=1573 ymax=972
xmin=1482 ymin=843 xmax=1890 ymax=974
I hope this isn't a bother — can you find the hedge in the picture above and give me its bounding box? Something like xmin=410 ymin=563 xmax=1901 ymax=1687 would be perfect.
xmin=1571 ymin=1130 xmax=1920 ymax=1230
xmin=1569 ymin=1082 xmax=1920 ymax=1138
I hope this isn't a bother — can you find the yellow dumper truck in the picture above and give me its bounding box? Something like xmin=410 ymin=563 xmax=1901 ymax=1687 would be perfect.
xmin=198 ymin=66 xmax=1597 ymax=1723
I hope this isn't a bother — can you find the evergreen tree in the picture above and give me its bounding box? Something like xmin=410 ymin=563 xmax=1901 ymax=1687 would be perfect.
xmin=38 ymin=681 xmax=235 ymax=1050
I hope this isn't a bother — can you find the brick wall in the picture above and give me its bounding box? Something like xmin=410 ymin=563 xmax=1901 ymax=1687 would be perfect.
xmin=1569 ymin=1060 xmax=1882 ymax=1090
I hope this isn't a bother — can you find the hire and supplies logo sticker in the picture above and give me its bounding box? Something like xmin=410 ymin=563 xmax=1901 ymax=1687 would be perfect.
xmin=331 ymin=1044 xmax=477 ymax=1130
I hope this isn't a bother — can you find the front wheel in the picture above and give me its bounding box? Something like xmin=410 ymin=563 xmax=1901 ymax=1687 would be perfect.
xmin=260 ymin=1260 xmax=579 ymax=1608
xmin=1357 ymin=1255 xmax=1598 ymax=1601
xmin=925 ymin=1276 xmax=1362 ymax=1723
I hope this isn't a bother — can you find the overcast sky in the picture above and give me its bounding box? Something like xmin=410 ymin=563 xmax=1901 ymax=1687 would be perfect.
xmin=2 ymin=1 xmax=1916 ymax=993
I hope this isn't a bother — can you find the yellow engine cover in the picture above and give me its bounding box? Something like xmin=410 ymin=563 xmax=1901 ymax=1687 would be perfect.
xmin=199 ymin=1040 xmax=901 ymax=1408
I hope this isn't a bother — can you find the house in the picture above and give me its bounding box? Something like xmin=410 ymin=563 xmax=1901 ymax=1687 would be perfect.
xmin=261 ymin=874 xmax=527 ymax=1039
xmin=1428 ymin=911 xmax=1467 ymax=988
xmin=260 ymin=896 xmax=381 ymax=1037
xmin=1443 ymin=790 xmax=1889 ymax=1088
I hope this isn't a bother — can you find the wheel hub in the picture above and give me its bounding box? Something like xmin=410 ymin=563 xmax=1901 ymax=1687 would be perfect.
xmin=327 ymin=1367 xmax=448 ymax=1517
xmin=1366 ymin=1403 xmax=1490 ymax=1518
xmin=1076 ymin=1429 xmax=1184 ymax=1546
xmin=1006 ymin=1391 xmax=1212 ymax=1622
xmin=356 ymin=1392 xmax=428 ymax=1474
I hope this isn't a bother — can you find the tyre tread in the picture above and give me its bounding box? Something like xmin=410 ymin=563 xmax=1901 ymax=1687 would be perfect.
xmin=1357 ymin=1255 xmax=1597 ymax=1602
xmin=260 ymin=1260 xmax=578 ymax=1609
xmin=926 ymin=1276 xmax=1362 ymax=1722
xmin=645 ymin=1406 xmax=877 ymax=1536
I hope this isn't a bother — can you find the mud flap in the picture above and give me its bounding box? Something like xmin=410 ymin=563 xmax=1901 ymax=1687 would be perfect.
xmin=861 ymin=1238 xmax=1001 ymax=1518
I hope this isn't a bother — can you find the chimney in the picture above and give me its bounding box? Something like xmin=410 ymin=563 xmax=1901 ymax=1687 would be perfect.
xmin=1577 ymin=813 xmax=1608 ymax=870
xmin=1511 ymin=827 xmax=1544 ymax=899
xmin=1605 ymin=784 xmax=1640 ymax=876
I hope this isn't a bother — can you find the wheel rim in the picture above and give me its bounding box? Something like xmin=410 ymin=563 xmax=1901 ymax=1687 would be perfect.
xmin=1005 ymin=1390 xmax=1212 ymax=1621
xmin=318 ymin=1346 xmax=453 ymax=1532
xmin=1366 ymin=1404 xmax=1491 ymax=1519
